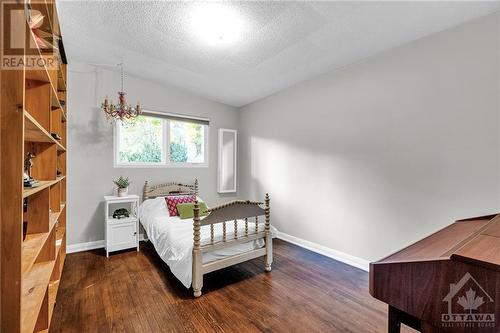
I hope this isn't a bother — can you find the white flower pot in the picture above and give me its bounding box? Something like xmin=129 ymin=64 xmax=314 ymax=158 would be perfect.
xmin=117 ymin=187 xmax=128 ymax=197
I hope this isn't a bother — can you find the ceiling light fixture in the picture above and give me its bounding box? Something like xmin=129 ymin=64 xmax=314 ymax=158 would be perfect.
xmin=101 ymin=63 xmax=142 ymax=123
xmin=189 ymin=3 xmax=244 ymax=47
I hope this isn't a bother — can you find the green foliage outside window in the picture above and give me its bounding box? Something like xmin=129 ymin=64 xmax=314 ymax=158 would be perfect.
xmin=117 ymin=115 xmax=205 ymax=165
xmin=169 ymin=121 xmax=204 ymax=163
xmin=169 ymin=142 xmax=188 ymax=162
xmin=118 ymin=116 xmax=163 ymax=163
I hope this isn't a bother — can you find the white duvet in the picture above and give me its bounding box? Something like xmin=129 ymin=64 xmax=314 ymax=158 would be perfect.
xmin=139 ymin=197 xmax=276 ymax=288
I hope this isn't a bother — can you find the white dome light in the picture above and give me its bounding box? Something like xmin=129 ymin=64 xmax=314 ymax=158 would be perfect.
xmin=189 ymin=3 xmax=244 ymax=47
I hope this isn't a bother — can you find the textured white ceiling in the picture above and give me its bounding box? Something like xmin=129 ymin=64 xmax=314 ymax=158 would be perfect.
xmin=58 ymin=1 xmax=500 ymax=107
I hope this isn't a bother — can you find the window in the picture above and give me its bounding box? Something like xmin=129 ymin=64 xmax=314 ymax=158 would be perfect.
xmin=169 ymin=120 xmax=205 ymax=164
xmin=117 ymin=115 xmax=165 ymax=165
xmin=115 ymin=113 xmax=209 ymax=167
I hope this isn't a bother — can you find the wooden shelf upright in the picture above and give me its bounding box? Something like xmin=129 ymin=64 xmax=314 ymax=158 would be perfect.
xmin=1 ymin=1 xmax=68 ymax=332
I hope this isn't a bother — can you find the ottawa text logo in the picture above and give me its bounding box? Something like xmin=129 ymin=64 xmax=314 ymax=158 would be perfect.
xmin=442 ymin=272 xmax=495 ymax=329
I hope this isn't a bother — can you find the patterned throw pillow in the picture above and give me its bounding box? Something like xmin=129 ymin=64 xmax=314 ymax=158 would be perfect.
xmin=165 ymin=195 xmax=196 ymax=216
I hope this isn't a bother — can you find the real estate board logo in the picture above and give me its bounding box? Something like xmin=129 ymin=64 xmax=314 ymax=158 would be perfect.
xmin=441 ymin=272 xmax=495 ymax=329
xmin=1 ymin=1 xmax=59 ymax=70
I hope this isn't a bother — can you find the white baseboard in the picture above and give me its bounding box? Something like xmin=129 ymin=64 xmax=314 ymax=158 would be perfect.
xmin=67 ymin=240 xmax=105 ymax=253
xmin=276 ymin=231 xmax=369 ymax=271
xmin=67 ymin=234 xmax=147 ymax=254
xmin=68 ymin=233 xmax=369 ymax=271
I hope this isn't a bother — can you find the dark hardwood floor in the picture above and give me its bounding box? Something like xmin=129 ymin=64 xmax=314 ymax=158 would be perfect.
xmin=49 ymin=239 xmax=414 ymax=333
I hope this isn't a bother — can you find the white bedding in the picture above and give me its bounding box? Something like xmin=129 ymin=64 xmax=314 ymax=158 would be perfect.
xmin=139 ymin=197 xmax=276 ymax=288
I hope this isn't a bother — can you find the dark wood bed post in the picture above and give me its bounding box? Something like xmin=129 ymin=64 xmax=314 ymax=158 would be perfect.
xmin=264 ymin=193 xmax=273 ymax=272
xmin=192 ymin=200 xmax=202 ymax=297
xmin=194 ymin=179 xmax=198 ymax=196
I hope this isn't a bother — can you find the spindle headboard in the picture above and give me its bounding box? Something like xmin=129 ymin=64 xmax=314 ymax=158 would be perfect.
xmin=142 ymin=179 xmax=198 ymax=200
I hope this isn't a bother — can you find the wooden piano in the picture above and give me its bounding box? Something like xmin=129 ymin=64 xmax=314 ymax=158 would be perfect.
xmin=370 ymin=214 xmax=500 ymax=333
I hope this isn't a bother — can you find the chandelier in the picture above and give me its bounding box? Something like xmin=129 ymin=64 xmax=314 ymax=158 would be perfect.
xmin=101 ymin=63 xmax=142 ymax=122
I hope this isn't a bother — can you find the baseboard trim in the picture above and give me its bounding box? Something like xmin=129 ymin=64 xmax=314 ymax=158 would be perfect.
xmin=67 ymin=234 xmax=147 ymax=254
xmin=67 ymin=240 xmax=105 ymax=253
xmin=276 ymin=231 xmax=369 ymax=271
xmin=68 ymin=233 xmax=369 ymax=271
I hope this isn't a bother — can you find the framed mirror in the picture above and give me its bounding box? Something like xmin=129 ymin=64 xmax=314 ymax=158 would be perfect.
xmin=218 ymin=128 xmax=237 ymax=193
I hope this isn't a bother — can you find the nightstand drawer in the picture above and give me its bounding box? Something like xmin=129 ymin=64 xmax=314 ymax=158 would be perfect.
xmin=107 ymin=222 xmax=137 ymax=252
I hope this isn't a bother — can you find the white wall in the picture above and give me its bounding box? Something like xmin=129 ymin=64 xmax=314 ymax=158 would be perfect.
xmin=238 ymin=13 xmax=500 ymax=262
xmin=67 ymin=63 xmax=239 ymax=245
xmin=68 ymin=13 xmax=500 ymax=263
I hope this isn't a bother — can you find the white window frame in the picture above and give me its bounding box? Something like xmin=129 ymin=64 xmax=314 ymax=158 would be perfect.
xmin=113 ymin=115 xmax=209 ymax=168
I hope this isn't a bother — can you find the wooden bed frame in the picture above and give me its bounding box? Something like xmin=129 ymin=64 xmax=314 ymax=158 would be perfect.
xmin=143 ymin=180 xmax=273 ymax=297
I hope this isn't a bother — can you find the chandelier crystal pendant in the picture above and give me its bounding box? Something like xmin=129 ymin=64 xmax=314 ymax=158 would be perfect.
xmin=101 ymin=63 xmax=142 ymax=122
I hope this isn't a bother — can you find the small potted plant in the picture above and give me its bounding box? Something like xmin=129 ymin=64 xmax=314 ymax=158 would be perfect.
xmin=114 ymin=176 xmax=131 ymax=197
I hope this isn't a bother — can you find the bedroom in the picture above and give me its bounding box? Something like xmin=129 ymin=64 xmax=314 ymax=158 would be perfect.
xmin=1 ymin=1 xmax=499 ymax=332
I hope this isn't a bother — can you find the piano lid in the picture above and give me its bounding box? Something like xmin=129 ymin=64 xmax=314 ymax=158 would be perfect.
xmin=451 ymin=214 xmax=500 ymax=272
xmin=375 ymin=214 xmax=498 ymax=264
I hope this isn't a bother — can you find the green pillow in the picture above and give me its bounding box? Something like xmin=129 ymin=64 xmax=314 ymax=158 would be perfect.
xmin=176 ymin=202 xmax=209 ymax=219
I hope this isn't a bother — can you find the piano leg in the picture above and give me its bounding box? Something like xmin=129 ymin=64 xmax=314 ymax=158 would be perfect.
xmin=388 ymin=306 xmax=421 ymax=333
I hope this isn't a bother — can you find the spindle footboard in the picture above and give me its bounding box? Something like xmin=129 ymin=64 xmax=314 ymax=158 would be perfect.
xmin=142 ymin=180 xmax=273 ymax=297
xmin=192 ymin=195 xmax=272 ymax=297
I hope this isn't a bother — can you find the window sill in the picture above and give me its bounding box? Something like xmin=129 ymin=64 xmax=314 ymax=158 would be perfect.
xmin=113 ymin=163 xmax=209 ymax=169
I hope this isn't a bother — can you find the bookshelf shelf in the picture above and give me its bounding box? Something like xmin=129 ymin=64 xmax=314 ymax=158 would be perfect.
xmin=22 ymin=177 xmax=65 ymax=199
xmin=23 ymin=180 xmax=57 ymax=198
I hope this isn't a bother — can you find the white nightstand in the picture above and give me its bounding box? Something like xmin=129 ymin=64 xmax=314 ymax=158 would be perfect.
xmin=104 ymin=194 xmax=140 ymax=257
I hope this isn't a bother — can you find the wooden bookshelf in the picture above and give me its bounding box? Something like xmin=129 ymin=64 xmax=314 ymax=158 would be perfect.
xmin=1 ymin=1 xmax=68 ymax=332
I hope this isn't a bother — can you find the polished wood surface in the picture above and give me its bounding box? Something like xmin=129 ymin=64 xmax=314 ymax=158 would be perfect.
xmin=371 ymin=214 xmax=500 ymax=333
xmin=380 ymin=218 xmax=491 ymax=263
xmin=49 ymin=240 xmax=416 ymax=333
xmin=452 ymin=215 xmax=500 ymax=271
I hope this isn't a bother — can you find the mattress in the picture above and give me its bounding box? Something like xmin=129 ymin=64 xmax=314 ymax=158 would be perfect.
xmin=139 ymin=197 xmax=276 ymax=288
